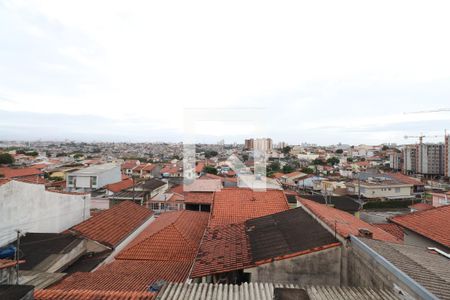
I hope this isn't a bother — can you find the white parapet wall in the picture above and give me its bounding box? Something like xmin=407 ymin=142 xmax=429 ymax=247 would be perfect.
xmin=0 ymin=180 xmax=90 ymax=246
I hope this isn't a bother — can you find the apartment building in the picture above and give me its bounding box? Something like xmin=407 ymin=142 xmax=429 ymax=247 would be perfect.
xmin=244 ymin=138 xmax=273 ymax=152
xmin=417 ymin=143 xmax=444 ymax=176
xmin=445 ymin=134 xmax=450 ymax=177
xmin=402 ymin=145 xmax=417 ymax=174
xmin=388 ymin=151 xmax=402 ymax=171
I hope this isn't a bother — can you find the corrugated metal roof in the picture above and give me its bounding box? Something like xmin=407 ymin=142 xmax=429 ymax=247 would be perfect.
xmin=156 ymin=282 xmax=401 ymax=300
xmin=360 ymin=237 xmax=450 ymax=300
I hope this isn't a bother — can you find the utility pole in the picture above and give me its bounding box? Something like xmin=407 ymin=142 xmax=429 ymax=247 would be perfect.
xmin=358 ymin=177 xmax=361 ymax=202
xmin=15 ymin=229 xmax=22 ymax=285
xmin=132 ymin=175 xmax=136 ymax=203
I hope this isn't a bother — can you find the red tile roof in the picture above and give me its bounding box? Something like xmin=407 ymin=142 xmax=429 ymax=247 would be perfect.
xmin=0 ymin=167 xmax=43 ymax=178
xmin=35 ymin=289 xmax=155 ymax=300
xmin=0 ymin=178 xmax=10 ymax=186
xmin=70 ymin=201 xmax=153 ymax=248
xmin=116 ymin=210 xmax=209 ymax=261
xmin=387 ymin=172 xmax=424 ymax=186
xmin=282 ymin=171 xmax=306 ymax=178
xmin=271 ymin=172 xmax=285 ymax=179
xmin=299 ymin=198 xmax=400 ymax=243
xmin=49 ymin=260 xmax=191 ymax=292
xmin=183 ymin=179 xmax=222 ymax=192
xmin=390 ymin=205 xmax=450 ymax=248
xmin=372 ymin=223 xmax=404 ymax=241
xmin=191 ymin=223 xmax=252 ymax=277
xmin=105 ymin=178 xmax=134 ymax=193
xmin=209 ymin=188 xmax=289 ymax=227
xmin=195 ymin=162 xmax=205 ymax=173
xmin=169 ymin=185 xmax=184 ymax=194
xmin=161 ymin=164 xmax=181 ymax=174
xmin=14 ymin=176 xmax=48 ymax=185
xmin=184 ymin=192 xmax=214 ymax=204
xmin=408 ymin=203 xmax=433 ymax=212
xmin=142 ymin=163 xmax=156 ymax=172
xmin=121 ymin=160 xmax=139 ymax=170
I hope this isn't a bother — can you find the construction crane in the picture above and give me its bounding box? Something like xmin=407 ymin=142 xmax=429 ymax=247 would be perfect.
xmin=404 ymin=134 xmax=444 ymax=144
xmin=404 ymin=108 xmax=450 ymax=115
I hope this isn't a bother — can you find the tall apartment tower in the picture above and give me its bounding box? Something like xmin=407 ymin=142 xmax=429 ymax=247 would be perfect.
xmin=417 ymin=143 xmax=444 ymax=176
xmin=244 ymin=139 xmax=254 ymax=150
xmin=445 ymin=134 xmax=450 ymax=177
xmin=402 ymin=145 xmax=417 ymax=174
xmin=389 ymin=151 xmax=402 ymax=171
xmin=244 ymin=138 xmax=273 ymax=153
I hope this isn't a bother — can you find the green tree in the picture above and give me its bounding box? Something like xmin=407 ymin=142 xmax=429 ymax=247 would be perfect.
xmin=335 ymin=149 xmax=343 ymax=154
xmin=382 ymin=145 xmax=389 ymax=151
xmin=267 ymin=161 xmax=281 ymax=173
xmin=301 ymin=167 xmax=314 ymax=174
xmin=312 ymin=158 xmax=325 ymax=165
xmin=203 ymin=165 xmax=218 ymax=175
xmin=347 ymin=157 xmax=354 ymax=163
xmin=0 ymin=153 xmax=14 ymax=165
xmin=282 ymin=165 xmax=294 ymax=174
xmin=327 ymin=157 xmax=340 ymax=166
xmin=73 ymin=153 xmax=84 ymax=159
xmin=281 ymin=146 xmax=292 ymax=155
xmin=27 ymin=151 xmax=38 ymax=156
xmin=205 ymin=150 xmax=218 ymax=158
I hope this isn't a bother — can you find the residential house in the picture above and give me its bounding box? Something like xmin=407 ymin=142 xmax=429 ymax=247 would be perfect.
xmin=0 ymin=166 xmax=43 ymax=181
xmin=69 ymin=201 xmax=154 ymax=266
xmin=161 ymin=163 xmax=183 ymax=178
xmin=390 ymin=205 xmax=450 ymax=251
xmin=347 ymin=174 xmax=414 ymax=199
xmin=279 ymin=171 xmax=308 ymax=186
xmin=121 ymin=160 xmax=140 ymax=176
xmin=44 ymin=210 xmax=208 ymax=295
xmin=429 ymin=191 xmax=450 ymax=207
xmin=147 ymin=192 xmax=185 ymax=214
xmin=67 ymin=163 xmax=121 ymax=192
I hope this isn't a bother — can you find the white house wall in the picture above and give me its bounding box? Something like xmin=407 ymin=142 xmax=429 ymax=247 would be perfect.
xmin=0 ymin=180 xmax=90 ymax=247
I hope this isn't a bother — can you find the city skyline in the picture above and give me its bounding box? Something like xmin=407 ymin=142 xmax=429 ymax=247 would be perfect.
xmin=1 ymin=1 xmax=450 ymax=144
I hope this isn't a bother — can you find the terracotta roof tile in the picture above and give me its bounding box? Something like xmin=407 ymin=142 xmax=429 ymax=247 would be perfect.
xmin=387 ymin=172 xmax=424 ymax=186
xmin=195 ymin=162 xmax=205 ymax=173
xmin=191 ymin=223 xmax=252 ymax=278
xmin=169 ymin=185 xmax=184 ymax=194
xmin=105 ymin=178 xmax=134 ymax=193
xmin=116 ymin=210 xmax=209 ymax=261
xmin=391 ymin=205 xmax=450 ymax=248
xmin=0 ymin=167 xmax=43 ymax=178
xmin=121 ymin=160 xmax=139 ymax=170
xmin=408 ymin=203 xmax=434 ymax=211
xmin=0 ymin=178 xmax=11 ymax=186
xmin=372 ymin=223 xmax=404 ymax=241
xmin=184 ymin=192 xmax=214 ymax=204
xmin=35 ymin=289 xmax=156 ymax=300
xmin=299 ymin=198 xmax=400 ymax=243
xmin=161 ymin=164 xmax=181 ymax=174
xmin=209 ymin=188 xmax=289 ymax=227
xmin=49 ymin=260 xmax=191 ymax=292
xmin=71 ymin=201 xmax=153 ymax=248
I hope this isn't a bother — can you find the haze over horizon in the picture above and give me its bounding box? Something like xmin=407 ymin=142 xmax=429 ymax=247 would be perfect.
xmin=1 ymin=0 xmax=450 ymax=144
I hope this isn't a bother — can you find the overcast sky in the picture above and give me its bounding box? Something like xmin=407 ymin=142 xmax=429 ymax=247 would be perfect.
xmin=1 ymin=0 xmax=449 ymax=145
